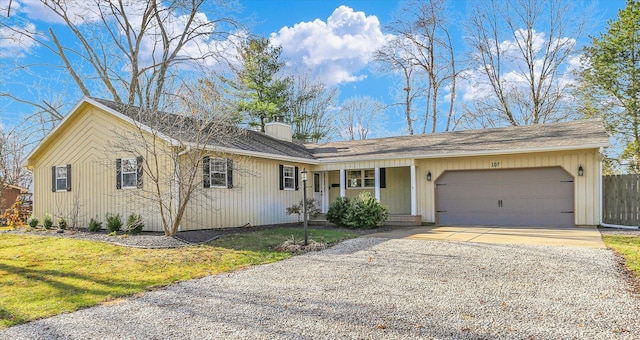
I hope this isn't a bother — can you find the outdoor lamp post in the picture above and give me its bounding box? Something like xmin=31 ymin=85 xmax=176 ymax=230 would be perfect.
xmin=301 ymin=168 xmax=308 ymax=246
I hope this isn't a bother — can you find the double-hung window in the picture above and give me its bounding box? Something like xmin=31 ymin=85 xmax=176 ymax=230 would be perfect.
xmin=116 ymin=156 xmax=143 ymax=189
xmin=279 ymin=164 xmax=298 ymax=191
xmin=203 ymin=156 xmax=233 ymax=189
xmin=283 ymin=166 xmax=295 ymax=190
xmin=52 ymin=164 xmax=71 ymax=192
xmin=121 ymin=158 xmax=138 ymax=188
xmin=210 ymin=158 xmax=227 ymax=188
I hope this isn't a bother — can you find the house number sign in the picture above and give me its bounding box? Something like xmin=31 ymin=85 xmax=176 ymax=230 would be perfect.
xmin=490 ymin=161 xmax=501 ymax=168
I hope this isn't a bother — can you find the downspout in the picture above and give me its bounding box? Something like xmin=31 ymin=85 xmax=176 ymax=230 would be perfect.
xmin=599 ymin=147 xmax=639 ymax=230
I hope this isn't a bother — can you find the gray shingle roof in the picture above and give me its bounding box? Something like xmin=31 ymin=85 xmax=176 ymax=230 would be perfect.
xmin=304 ymin=119 xmax=609 ymax=161
xmin=90 ymin=98 xmax=315 ymax=160
xmin=90 ymin=98 xmax=608 ymax=162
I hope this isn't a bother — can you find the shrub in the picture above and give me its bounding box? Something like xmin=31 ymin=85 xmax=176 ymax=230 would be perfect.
xmin=345 ymin=192 xmax=389 ymax=229
xmin=105 ymin=213 xmax=122 ymax=233
xmin=88 ymin=217 xmax=102 ymax=232
xmin=58 ymin=217 xmax=67 ymax=230
xmin=26 ymin=215 xmax=39 ymax=228
xmin=325 ymin=196 xmax=352 ymax=228
xmin=126 ymin=214 xmax=144 ymax=235
xmin=43 ymin=213 xmax=53 ymax=230
xmin=285 ymin=198 xmax=321 ymax=222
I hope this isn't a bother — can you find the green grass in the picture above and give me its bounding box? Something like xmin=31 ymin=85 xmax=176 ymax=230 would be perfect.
xmin=603 ymin=235 xmax=640 ymax=281
xmin=0 ymin=227 xmax=356 ymax=328
xmin=210 ymin=227 xmax=357 ymax=252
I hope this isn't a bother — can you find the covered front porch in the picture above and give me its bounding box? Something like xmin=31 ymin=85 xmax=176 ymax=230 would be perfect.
xmin=311 ymin=163 xmax=422 ymax=226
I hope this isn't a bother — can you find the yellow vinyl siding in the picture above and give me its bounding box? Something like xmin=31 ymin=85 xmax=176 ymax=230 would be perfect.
xmin=31 ymin=105 xmax=172 ymax=232
xmin=181 ymin=158 xmax=310 ymax=230
xmin=415 ymin=149 xmax=602 ymax=226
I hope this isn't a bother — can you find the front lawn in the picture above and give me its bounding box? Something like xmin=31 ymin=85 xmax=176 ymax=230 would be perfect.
xmin=602 ymin=235 xmax=640 ymax=288
xmin=0 ymin=227 xmax=356 ymax=328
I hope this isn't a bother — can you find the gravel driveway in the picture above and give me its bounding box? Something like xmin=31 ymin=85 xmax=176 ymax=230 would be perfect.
xmin=3 ymin=237 xmax=639 ymax=339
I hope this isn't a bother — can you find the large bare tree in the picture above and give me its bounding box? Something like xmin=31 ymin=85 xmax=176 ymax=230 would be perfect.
xmin=287 ymin=73 xmax=338 ymax=143
xmin=1 ymin=0 xmax=239 ymax=121
xmin=375 ymin=0 xmax=457 ymax=134
xmin=463 ymin=0 xmax=584 ymax=127
xmin=337 ymin=96 xmax=386 ymax=140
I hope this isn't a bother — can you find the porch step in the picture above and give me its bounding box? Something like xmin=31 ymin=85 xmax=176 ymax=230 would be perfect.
xmin=310 ymin=214 xmax=422 ymax=227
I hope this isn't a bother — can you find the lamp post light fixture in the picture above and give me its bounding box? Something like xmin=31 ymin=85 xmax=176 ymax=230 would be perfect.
xmin=578 ymin=165 xmax=584 ymax=177
xmin=301 ymin=168 xmax=308 ymax=246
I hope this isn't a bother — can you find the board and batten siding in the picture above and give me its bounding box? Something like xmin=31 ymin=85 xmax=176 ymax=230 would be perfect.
xmin=30 ymin=105 xmax=171 ymax=232
xmin=414 ymin=149 xmax=602 ymax=226
xmin=181 ymin=158 xmax=311 ymax=230
xmin=325 ymin=167 xmax=411 ymax=214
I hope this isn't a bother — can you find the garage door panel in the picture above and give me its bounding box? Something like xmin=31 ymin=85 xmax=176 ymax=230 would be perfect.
xmin=435 ymin=167 xmax=574 ymax=227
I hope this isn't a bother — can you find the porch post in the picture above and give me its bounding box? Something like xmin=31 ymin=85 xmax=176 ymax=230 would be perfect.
xmin=410 ymin=165 xmax=417 ymax=215
xmin=374 ymin=167 xmax=381 ymax=201
xmin=339 ymin=169 xmax=346 ymax=197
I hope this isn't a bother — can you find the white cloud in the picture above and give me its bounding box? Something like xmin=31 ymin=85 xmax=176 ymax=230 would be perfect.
xmin=271 ymin=5 xmax=392 ymax=86
xmin=0 ymin=23 xmax=38 ymax=58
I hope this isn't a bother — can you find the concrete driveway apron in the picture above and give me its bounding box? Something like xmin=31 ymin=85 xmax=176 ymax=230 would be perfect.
xmin=368 ymin=225 xmax=606 ymax=248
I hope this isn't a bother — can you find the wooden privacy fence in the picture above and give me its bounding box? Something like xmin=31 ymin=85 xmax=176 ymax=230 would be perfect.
xmin=603 ymin=174 xmax=640 ymax=226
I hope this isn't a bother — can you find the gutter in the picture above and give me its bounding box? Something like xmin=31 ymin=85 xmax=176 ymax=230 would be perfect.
xmin=599 ymin=148 xmax=639 ymax=230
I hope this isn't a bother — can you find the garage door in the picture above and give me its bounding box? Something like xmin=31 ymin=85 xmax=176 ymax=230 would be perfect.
xmin=435 ymin=167 xmax=574 ymax=227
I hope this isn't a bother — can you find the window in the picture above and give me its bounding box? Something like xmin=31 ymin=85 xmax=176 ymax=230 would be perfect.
xmin=121 ymin=158 xmax=137 ymax=188
xmin=283 ymin=166 xmax=295 ymax=190
xmin=203 ymin=157 xmax=233 ymax=189
xmin=116 ymin=156 xmax=143 ymax=189
xmin=210 ymin=158 xmax=227 ymax=188
xmin=52 ymin=164 xmax=71 ymax=192
xmin=279 ymin=164 xmax=298 ymax=190
xmin=314 ymin=173 xmax=320 ymax=193
xmin=346 ymin=169 xmax=378 ymax=189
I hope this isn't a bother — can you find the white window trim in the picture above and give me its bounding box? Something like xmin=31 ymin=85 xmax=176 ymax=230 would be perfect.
xmin=121 ymin=157 xmax=138 ymax=189
xmin=283 ymin=165 xmax=295 ymax=190
xmin=347 ymin=169 xmax=375 ymax=189
xmin=55 ymin=165 xmax=68 ymax=192
xmin=209 ymin=158 xmax=228 ymax=188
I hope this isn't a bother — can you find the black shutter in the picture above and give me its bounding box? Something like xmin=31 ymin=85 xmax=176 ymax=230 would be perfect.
xmin=226 ymin=159 xmax=233 ymax=189
xmin=380 ymin=168 xmax=386 ymax=188
xmin=203 ymin=156 xmax=211 ymax=188
xmin=52 ymin=166 xmax=56 ymax=192
xmin=295 ymin=166 xmax=299 ymax=191
xmin=116 ymin=158 xmax=122 ymax=189
xmin=343 ymin=170 xmax=347 ymax=190
xmin=66 ymin=164 xmax=72 ymax=191
xmin=279 ymin=164 xmax=284 ymax=190
xmin=136 ymin=156 xmax=143 ymax=189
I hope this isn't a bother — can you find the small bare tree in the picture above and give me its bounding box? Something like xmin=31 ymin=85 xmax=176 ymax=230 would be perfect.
xmin=106 ymin=79 xmax=247 ymax=236
xmin=463 ymin=0 xmax=585 ymax=127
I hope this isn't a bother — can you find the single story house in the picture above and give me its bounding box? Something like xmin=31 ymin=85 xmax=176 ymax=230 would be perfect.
xmin=23 ymin=97 xmax=610 ymax=231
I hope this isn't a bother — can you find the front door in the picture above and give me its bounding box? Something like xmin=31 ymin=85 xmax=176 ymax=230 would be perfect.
xmin=313 ymin=172 xmax=326 ymax=212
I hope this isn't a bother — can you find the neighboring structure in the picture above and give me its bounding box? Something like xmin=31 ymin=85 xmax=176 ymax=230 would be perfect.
xmin=1 ymin=184 xmax=29 ymax=211
xmin=23 ymin=97 xmax=610 ymax=231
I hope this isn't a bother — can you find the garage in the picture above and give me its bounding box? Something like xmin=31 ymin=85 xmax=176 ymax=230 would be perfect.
xmin=435 ymin=167 xmax=574 ymax=227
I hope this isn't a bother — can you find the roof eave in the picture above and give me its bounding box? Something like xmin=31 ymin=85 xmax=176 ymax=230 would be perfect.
xmin=199 ymin=144 xmax=319 ymax=164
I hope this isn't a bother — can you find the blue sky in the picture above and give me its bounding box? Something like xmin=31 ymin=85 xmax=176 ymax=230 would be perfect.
xmin=0 ymin=0 xmax=630 ymax=138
